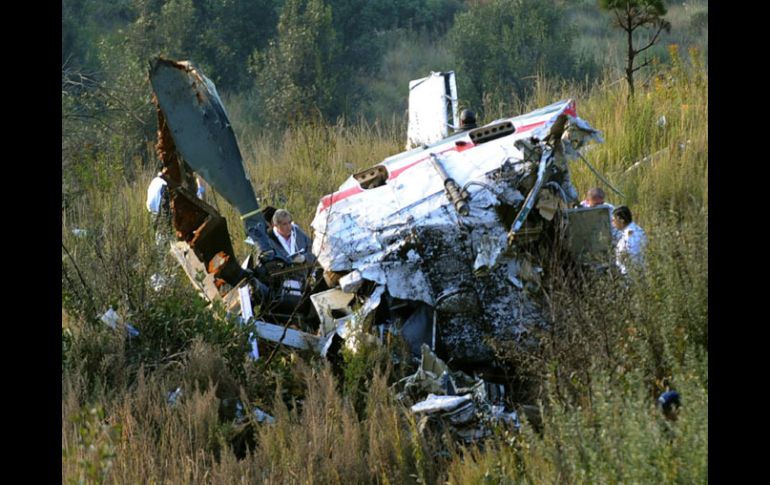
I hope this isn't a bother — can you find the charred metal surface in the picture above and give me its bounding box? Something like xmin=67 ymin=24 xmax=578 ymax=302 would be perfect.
xmin=207 ymin=252 xmax=232 ymax=289
xmin=169 ymin=190 xmax=207 ymax=242
xmin=153 ymin=86 xmax=244 ymax=296
xmin=561 ymin=206 xmax=613 ymax=265
xmin=313 ymin=97 xmax=603 ymax=365
xmin=150 ymin=61 xmax=609 ymax=370
xmin=412 ymin=225 xmax=542 ymax=363
xmin=149 ymin=58 xmax=275 ymax=260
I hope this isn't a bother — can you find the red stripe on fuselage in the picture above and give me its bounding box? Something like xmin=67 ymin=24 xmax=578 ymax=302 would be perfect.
xmin=319 ymin=143 xmax=472 ymax=212
xmin=318 ymin=106 xmax=576 ymax=212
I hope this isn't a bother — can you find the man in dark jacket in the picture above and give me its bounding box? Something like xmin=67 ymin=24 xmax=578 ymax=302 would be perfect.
xmin=268 ymin=209 xmax=316 ymax=299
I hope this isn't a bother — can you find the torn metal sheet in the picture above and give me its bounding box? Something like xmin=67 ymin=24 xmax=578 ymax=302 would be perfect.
xmin=336 ymin=286 xmax=385 ymax=353
xmin=317 ymin=285 xmax=386 ymax=355
xmin=151 ymin=61 xmax=610 ymax=366
xmin=339 ymin=269 xmax=364 ymax=293
xmin=235 ymin=401 xmax=276 ymax=425
xmin=150 ymin=59 xmax=258 ymax=220
xmin=406 ymin=71 xmax=458 ymax=149
xmin=169 ymin=241 xmax=224 ymax=302
xmin=311 ymin=97 xmax=604 ymax=362
xmin=396 ymin=345 xmax=520 ymax=444
xmin=310 ymin=288 xmax=355 ymax=335
xmin=251 ymin=320 xmax=320 ymax=352
xmin=411 ymin=394 xmax=472 ymax=414
xmin=150 ymin=58 xmax=275 ymax=280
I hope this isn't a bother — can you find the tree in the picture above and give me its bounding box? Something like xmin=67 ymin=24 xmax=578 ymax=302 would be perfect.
xmin=251 ymin=0 xmax=342 ymax=126
xmin=599 ymin=0 xmax=671 ymax=99
xmin=448 ymin=0 xmax=594 ymax=114
xmin=192 ymin=0 xmax=280 ymax=92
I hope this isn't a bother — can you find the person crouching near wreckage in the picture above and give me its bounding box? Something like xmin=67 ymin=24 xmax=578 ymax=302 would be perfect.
xmin=267 ymin=209 xmax=317 ymax=305
xmin=611 ymin=206 xmax=648 ymax=277
xmin=581 ymin=186 xmax=620 ymax=242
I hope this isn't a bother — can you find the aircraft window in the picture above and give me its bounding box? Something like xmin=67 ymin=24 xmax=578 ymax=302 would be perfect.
xmin=354 ymin=165 xmax=389 ymax=189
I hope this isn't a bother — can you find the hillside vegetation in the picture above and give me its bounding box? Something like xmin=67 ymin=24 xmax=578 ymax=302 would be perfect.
xmin=62 ymin=1 xmax=707 ymax=483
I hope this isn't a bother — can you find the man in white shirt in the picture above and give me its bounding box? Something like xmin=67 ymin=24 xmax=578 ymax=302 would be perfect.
xmin=146 ymin=172 xmax=205 ymax=215
xmin=611 ymin=206 xmax=648 ymax=276
xmin=146 ymin=172 xmax=169 ymax=215
xmin=268 ymin=209 xmax=316 ymax=295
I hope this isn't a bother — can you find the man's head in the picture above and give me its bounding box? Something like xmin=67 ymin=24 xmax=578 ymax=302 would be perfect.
xmin=612 ymin=205 xmax=633 ymax=230
xmin=586 ymin=187 xmax=606 ymax=207
xmin=460 ymin=109 xmax=477 ymax=130
xmin=272 ymin=209 xmax=294 ymax=238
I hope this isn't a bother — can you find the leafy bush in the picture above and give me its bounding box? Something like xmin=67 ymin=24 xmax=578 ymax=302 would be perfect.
xmin=448 ymin=0 xmax=599 ymax=114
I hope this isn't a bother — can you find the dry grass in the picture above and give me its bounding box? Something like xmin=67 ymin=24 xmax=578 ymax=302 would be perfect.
xmin=62 ymin=48 xmax=707 ymax=483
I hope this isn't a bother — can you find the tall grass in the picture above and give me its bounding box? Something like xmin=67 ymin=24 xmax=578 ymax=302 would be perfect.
xmin=62 ymin=49 xmax=707 ymax=483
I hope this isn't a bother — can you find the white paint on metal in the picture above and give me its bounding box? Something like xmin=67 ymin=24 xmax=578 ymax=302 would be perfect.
xmin=406 ymin=71 xmax=457 ymax=149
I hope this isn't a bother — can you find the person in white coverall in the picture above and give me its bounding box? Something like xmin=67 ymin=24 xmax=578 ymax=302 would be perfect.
xmin=611 ymin=205 xmax=648 ymax=276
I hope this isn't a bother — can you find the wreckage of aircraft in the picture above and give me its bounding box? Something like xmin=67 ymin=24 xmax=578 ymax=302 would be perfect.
xmin=149 ymin=59 xmax=612 ymax=370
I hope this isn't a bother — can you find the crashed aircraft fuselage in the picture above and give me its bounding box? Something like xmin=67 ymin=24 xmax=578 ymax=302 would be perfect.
xmin=149 ymin=58 xmax=609 ymax=366
xmin=312 ymin=99 xmax=605 ymax=363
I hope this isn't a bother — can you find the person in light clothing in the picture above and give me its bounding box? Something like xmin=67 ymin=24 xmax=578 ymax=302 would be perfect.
xmin=268 ymin=209 xmax=316 ymax=295
xmin=146 ymin=173 xmax=169 ymax=215
xmin=611 ymin=206 xmax=648 ymax=275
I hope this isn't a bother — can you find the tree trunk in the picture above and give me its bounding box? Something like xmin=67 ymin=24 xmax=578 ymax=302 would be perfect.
xmin=626 ymin=14 xmax=635 ymax=99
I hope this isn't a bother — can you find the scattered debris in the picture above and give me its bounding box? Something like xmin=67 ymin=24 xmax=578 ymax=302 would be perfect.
xmin=125 ymin=323 xmax=140 ymax=338
xmin=167 ymin=387 xmax=183 ymax=406
xmin=149 ymin=60 xmax=612 ymax=424
xmin=235 ymin=401 xmax=276 ymax=425
xmin=150 ymin=273 xmax=168 ymax=292
xmin=99 ymin=307 xmax=140 ymax=337
xmin=100 ymin=307 xmax=120 ymax=329
xmin=395 ymin=345 xmax=519 ymax=443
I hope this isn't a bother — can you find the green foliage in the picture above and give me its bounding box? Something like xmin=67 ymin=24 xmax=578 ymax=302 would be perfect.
xmin=360 ymin=28 xmax=455 ymax=121
xmin=598 ymin=0 xmax=671 ymax=98
xmin=62 ymin=23 xmax=707 ymax=480
xmin=155 ymin=0 xmax=281 ymax=92
xmin=328 ymin=0 xmax=465 ymax=72
xmin=67 ymin=405 xmax=120 ymax=485
xmin=129 ymin=297 xmax=254 ymax=371
xmin=448 ymin=0 xmax=598 ymax=115
xmin=250 ymin=0 xmax=342 ymax=127
xmin=62 ymin=326 xmax=75 ymax=371
xmin=341 ymin=338 xmax=388 ymax=415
